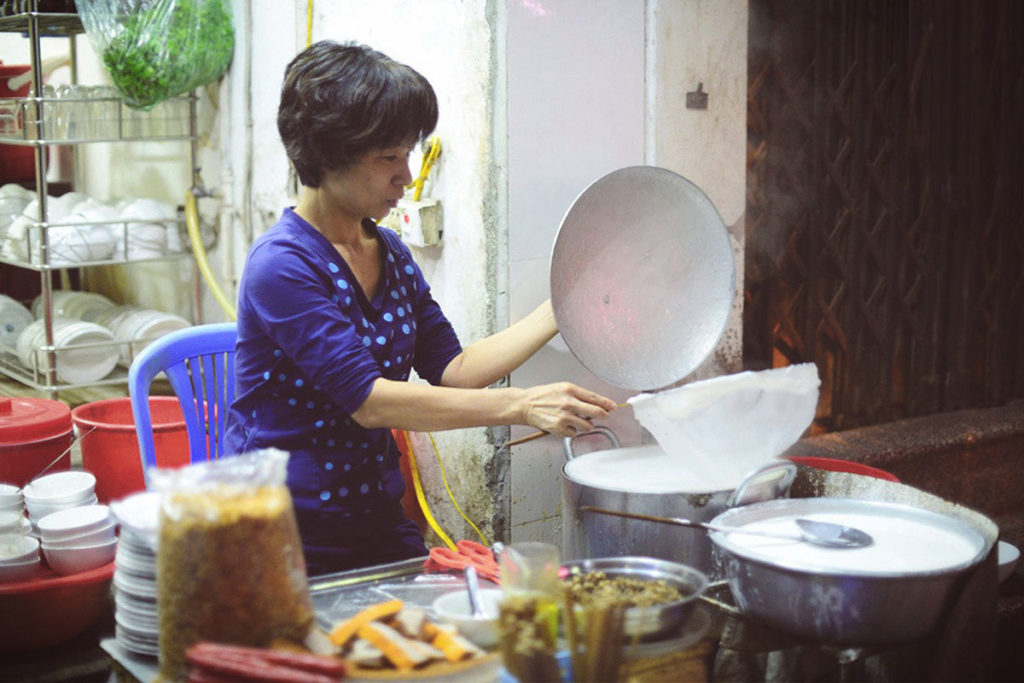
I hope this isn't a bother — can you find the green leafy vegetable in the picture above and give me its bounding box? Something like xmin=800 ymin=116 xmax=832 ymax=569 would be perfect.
xmin=101 ymin=0 xmax=234 ymax=110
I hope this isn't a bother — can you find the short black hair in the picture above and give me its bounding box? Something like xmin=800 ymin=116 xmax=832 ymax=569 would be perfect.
xmin=277 ymin=40 xmax=438 ymax=187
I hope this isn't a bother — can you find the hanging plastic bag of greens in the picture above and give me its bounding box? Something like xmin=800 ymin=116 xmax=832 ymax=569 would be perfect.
xmin=151 ymin=449 xmax=316 ymax=682
xmin=77 ymin=0 xmax=234 ymax=110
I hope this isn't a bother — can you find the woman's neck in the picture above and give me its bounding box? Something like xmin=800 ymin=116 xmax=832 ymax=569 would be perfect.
xmin=294 ymin=187 xmax=366 ymax=246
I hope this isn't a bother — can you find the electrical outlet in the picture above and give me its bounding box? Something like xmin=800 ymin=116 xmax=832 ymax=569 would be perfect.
xmin=381 ymin=198 xmax=442 ymax=247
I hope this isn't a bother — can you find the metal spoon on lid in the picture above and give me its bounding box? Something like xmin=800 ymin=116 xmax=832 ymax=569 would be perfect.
xmin=582 ymin=506 xmax=873 ymax=549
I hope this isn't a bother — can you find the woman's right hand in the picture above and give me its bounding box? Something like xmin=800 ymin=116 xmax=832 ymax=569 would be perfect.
xmin=517 ymin=382 xmax=617 ymax=437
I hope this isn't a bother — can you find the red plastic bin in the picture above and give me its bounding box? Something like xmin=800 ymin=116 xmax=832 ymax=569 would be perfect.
xmin=787 ymin=455 xmax=900 ymax=482
xmin=71 ymin=396 xmax=191 ymax=503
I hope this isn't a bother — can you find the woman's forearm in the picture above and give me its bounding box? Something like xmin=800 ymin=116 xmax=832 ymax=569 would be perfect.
xmin=440 ymin=299 xmax=558 ymax=388
xmin=351 ymin=375 xmax=616 ymax=437
xmin=352 ymin=378 xmax=526 ymax=431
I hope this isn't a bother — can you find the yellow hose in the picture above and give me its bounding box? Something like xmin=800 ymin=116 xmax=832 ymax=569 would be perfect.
xmin=185 ymin=189 xmax=237 ymax=320
xmin=399 ymin=429 xmax=457 ymax=550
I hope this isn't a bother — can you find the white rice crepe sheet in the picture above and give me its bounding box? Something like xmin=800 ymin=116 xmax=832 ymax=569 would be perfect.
xmin=628 ymin=363 xmax=820 ymax=490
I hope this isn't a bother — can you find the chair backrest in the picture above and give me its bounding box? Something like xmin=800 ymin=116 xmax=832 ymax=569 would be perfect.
xmin=128 ymin=322 xmax=237 ymax=486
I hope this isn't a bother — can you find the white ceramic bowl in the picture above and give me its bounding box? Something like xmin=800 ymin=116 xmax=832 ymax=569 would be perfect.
xmin=42 ymin=521 xmax=115 ymax=549
xmin=23 ymin=471 xmax=96 ymax=505
xmin=0 ymin=510 xmax=27 ymax=535
xmin=0 ymin=533 xmax=40 ymax=564
xmin=999 ymin=541 xmax=1020 ymax=583
xmin=0 ymin=483 xmax=22 ymax=507
xmin=37 ymin=503 xmax=112 ymax=543
xmin=431 ymin=588 xmax=502 ymax=648
xmin=42 ymin=536 xmax=117 ymax=576
xmin=26 ymin=495 xmax=98 ymax=523
xmin=0 ymin=554 xmax=41 ymax=582
xmin=0 ymin=497 xmax=24 ymax=517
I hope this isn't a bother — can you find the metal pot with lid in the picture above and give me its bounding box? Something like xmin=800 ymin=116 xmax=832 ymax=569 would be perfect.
xmin=561 ymin=429 xmax=797 ymax=576
xmin=707 ymin=493 xmax=996 ymax=645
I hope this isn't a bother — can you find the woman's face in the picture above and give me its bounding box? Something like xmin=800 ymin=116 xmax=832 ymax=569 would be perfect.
xmin=321 ymin=142 xmax=416 ymax=221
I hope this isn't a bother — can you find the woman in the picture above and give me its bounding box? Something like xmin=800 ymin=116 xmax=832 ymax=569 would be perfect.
xmin=223 ymin=40 xmax=616 ymax=576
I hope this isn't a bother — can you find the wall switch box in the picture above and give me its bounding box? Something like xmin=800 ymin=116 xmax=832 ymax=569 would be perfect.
xmin=381 ymin=198 xmax=442 ymax=247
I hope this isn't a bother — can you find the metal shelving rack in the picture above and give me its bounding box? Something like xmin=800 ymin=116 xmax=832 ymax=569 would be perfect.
xmin=0 ymin=5 xmax=201 ymax=397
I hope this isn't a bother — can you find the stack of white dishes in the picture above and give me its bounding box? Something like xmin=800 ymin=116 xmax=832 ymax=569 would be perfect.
xmin=15 ymin=318 xmax=119 ymax=384
xmin=0 ymin=533 xmax=41 ymax=582
xmin=0 ymin=484 xmax=38 ymax=581
xmin=37 ymin=503 xmax=116 ymax=576
xmin=0 ymin=482 xmax=26 ymax=517
xmin=0 ymin=294 xmax=33 ymax=352
xmin=32 ymin=290 xmax=117 ymax=324
xmin=22 ymin=471 xmax=98 ymax=527
xmin=116 ymin=197 xmax=178 ymax=259
xmin=110 ymin=491 xmax=160 ymax=657
xmin=93 ymin=305 xmax=190 ymax=367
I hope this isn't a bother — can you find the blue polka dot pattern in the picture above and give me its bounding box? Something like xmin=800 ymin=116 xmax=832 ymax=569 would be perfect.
xmin=328 ymin=262 xmax=339 ymax=273
xmin=337 ymin=279 xmax=349 ymax=289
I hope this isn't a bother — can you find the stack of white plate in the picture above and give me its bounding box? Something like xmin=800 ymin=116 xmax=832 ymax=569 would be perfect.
xmin=0 ymin=294 xmax=33 ymax=352
xmin=93 ymin=305 xmax=190 ymax=367
xmin=15 ymin=318 xmax=119 ymax=384
xmin=32 ymin=290 xmax=117 ymax=323
xmin=110 ymin=492 xmax=160 ymax=657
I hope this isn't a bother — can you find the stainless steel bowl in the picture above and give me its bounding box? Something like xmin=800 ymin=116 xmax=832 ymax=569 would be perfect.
xmin=560 ymin=556 xmax=708 ymax=640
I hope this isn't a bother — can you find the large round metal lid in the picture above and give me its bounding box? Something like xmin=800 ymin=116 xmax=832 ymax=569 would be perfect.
xmin=550 ymin=166 xmax=735 ymax=391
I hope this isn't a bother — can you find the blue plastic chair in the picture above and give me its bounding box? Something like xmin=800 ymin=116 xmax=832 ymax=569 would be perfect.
xmin=128 ymin=322 xmax=237 ymax=485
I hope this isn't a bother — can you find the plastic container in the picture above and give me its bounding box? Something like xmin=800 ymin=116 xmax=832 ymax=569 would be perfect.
xmin=0 ymin=397 xmax=73 ymax=488
xmin=786 ymin=456 xmax=900 ymax=483
xmin=0 ymin=560 xmax=114 ymax=652
xmin=71 ymin=397 xmax=190 ymax=503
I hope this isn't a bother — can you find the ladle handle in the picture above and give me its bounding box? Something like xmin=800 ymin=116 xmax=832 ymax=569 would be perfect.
xmin=580 ymin=506 xmax=803 ymax=542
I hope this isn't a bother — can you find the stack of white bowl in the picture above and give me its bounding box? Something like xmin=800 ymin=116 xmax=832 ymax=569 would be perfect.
xmin=22 ymin=471 xmax=98 ymax=528
xmin=0 ymin=482 xmax=25 ymax=517
xmin=0 ymin=533 xmax=41 ymax=582
xmin=15 ymin=318 xmax=120 ymax=384
xmin=110 ymin=491 xmax=160 ymax=657
xmin=36 ymin=503 xmax=117 ymax=576
xmin=0 ymin=482 xmax=39 ymax=582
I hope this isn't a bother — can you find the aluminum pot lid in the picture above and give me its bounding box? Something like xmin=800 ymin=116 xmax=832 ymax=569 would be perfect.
xmin=709 ymin=497 xmax=990 ymax=577
xmin=550 ymin=166 xmax=735 ymax=391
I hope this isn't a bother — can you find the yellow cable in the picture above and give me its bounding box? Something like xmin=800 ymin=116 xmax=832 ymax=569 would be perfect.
xmin=426 ymin=431 xmax=490 ymax=546
xmin=400 ymin=429 xmax=456 ymax=550
xmin=306 ymin=1 xmax=314 ymax=47
xmin=185 ymin=189 xmax=237 ymax=320
xmin=410 ymin=137 xmax=441 ymax=201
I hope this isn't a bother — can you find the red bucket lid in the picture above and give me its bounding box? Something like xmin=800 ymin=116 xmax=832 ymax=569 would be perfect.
xmin=0 ymin=397 xmax=73 ymax=445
